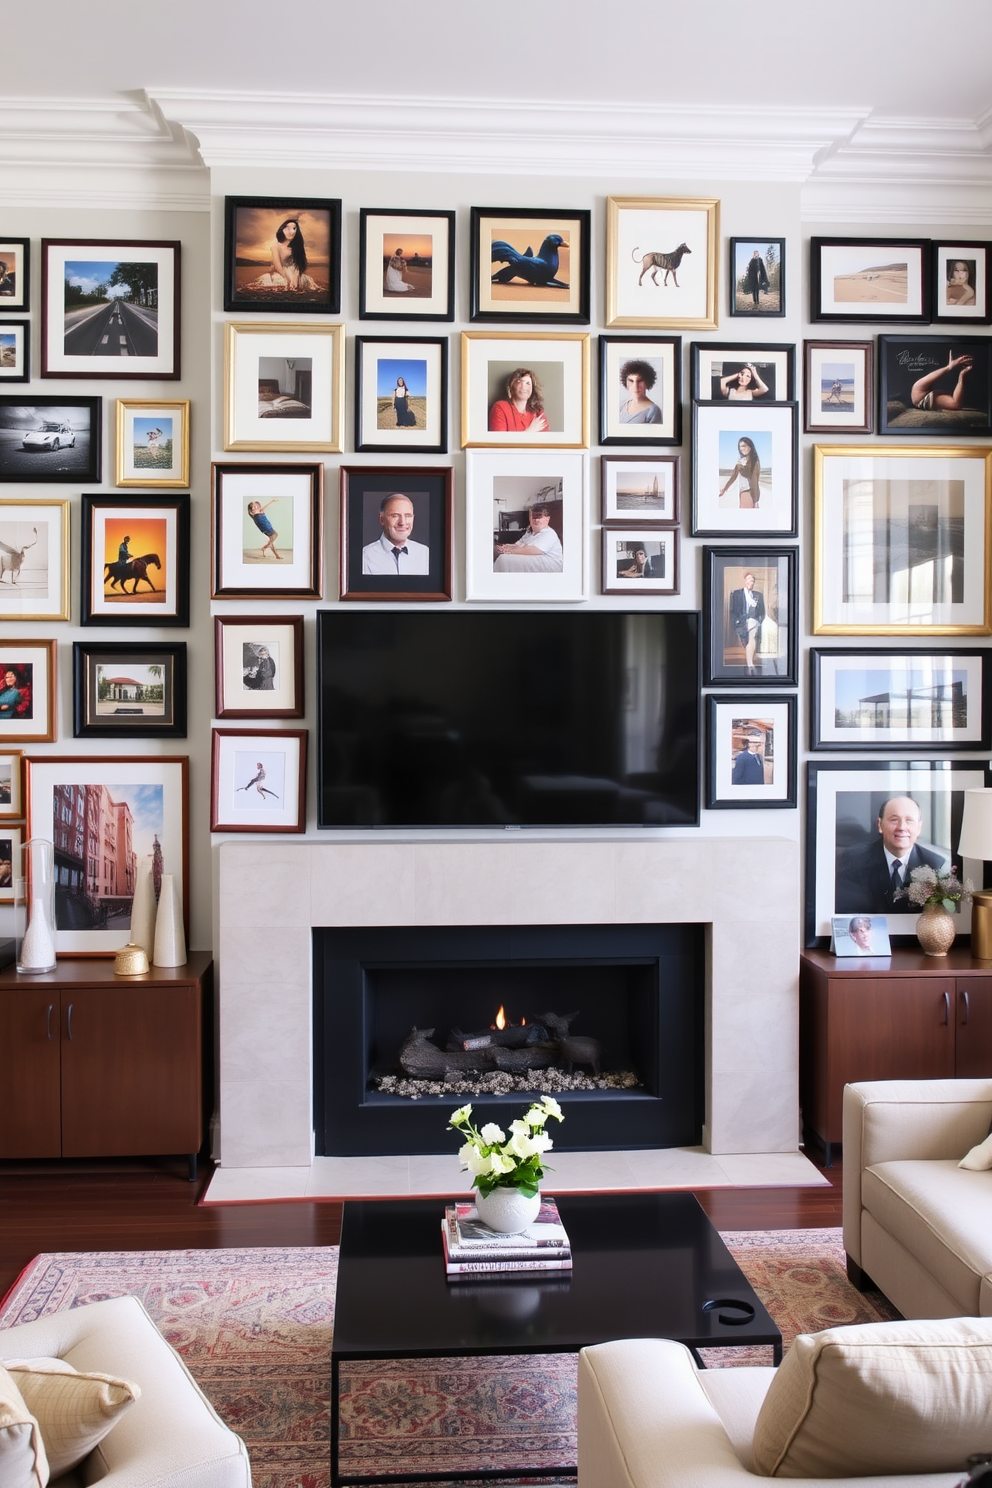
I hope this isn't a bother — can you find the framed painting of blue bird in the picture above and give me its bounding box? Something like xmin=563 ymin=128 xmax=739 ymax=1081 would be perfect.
xmin=470 ymin=208 xmax=591 ymax=325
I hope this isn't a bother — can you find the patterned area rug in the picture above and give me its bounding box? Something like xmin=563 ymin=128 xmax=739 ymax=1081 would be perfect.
xmin=0 ymin=1229 xmax=898 ymax=1488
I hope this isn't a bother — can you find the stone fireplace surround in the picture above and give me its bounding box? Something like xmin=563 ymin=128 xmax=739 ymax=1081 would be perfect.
xmin=216 ymin=836 xmax=800 ymax=1168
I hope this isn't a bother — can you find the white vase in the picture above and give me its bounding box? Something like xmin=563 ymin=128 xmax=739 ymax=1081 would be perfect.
xmin=473 ymin=1187 xmax=541 ymax=1235
xmin=17 ymin=838 xmax=57 ymax=974
xmin=152 ymin=874 xmax=186 ymax=967
xmin=128 ymin=858 xmax=156 ymax=955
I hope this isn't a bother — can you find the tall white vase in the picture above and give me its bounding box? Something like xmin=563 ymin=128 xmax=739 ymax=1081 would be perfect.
xmin=152 ymin=874 xmax=186 ymax=967
xmin=128 ymin=858 xmax=156 ymax=956
xmin=17 ymin=838 xmax=57 ymax=974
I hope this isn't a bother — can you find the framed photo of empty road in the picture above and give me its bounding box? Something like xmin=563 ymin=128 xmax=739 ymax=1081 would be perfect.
xmin=470 ymin=207 xmax=591 ymax=324
xmin=41 ymin=239 xmax=180 ymax=378
xmin=810 ymin=237 xmax=930 ymax=323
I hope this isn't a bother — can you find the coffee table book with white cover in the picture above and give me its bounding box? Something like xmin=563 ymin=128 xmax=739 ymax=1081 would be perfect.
xmin=442 ymin=1228 xmax=573 ymax=1275
xmin=442 ymin=1198 xmax=572 ymax=1274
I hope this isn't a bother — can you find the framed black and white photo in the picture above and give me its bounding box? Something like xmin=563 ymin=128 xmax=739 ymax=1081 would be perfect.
xmin=81 ymin=492 xmax=190 ymax=627
xmin=0 ymin=499 xmax=69 ymax=622
xmin=211 ymin=728 xmax=307 ymax=834
xmin=877 ymin=334 xmax=992 ymax=435
xmin=115 ymin=398 xmax=189 ymax=488
xmin=606 ymin=196 xmax=719 ymax=331
xmin=465 ymin=450 xmax=585 ymax=603
xmin=810 ymin=648 xmax=992 ymax=753
xmin=470 ymin=207 xmax=590 ymax=324
xmin=72 ymin=641 xmax=187 ymax=739
xmin=690 ymin=341 xmax=794 ymax=403
xmin=803 ymin=340 xmax=873 ymax=434
xmin=813 ymin=445 xmax=992 ymax=635
xmin=41 ymin=239 xmax=180 ymax=378
xmin=601 ymin=527 xmax=678 ymax=596
xmin=0 ymin=639 xmax=56 ymax=744
xmin=0 ymin=239 xmax=30 ymax=311
xmin=703 ymin=545 xmax=799 ymax=687
xmin=359 ymin=209 xmax=455 ymax=321
xmin=461 ymin=331 xmax=589 ymax=448
xmin=729 ymin=238 xmax=785 ymax=317
xmin=224 ymin=320 xmax=344 ymax=454
xmin=0 ymin=395 xmax=101 ymax=484
xmin=339 ymin=466 xmax=452 ymax=603
xmin=706 ymin=695 xmax=797 ymax=809
xmin=0 ymin=750 xmax=23 ymax=820
xmin=214 ymin=616 xmax=304 ymax=719
xmin=223 ymin=196 xmax=341 ymax=314
xmin=805 ymin=759 xmax=990 ymax=946
xmin=598 ymin=336 xmax=681 ymax=446
xmin=931 ymin=241 xmax=991 ymax=325
xmin=0 ymin=826 xmax=23 ymax=904
xmin=810 ymin=237 xmax=930 ymax=324
xmin=0 ymin=322 xmax=30 ymax=383
xmin=601 ymin=454 xmax=679 ymax=525
xmin=691 ymin=401 xmax=797 ymax=537
xmin=211 ymin=461 xmax=323 ymax=601
xmin=355 ymin=336 xmax=447 ymax=454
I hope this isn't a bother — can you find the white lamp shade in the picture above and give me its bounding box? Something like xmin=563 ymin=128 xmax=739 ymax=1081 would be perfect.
xmin=956 ymin=788 xmax=992 ymax=861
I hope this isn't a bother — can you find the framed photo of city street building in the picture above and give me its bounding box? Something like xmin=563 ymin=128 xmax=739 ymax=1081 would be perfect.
xmin=601 ymin=454 xmax=679 ymax=525
xmin=606 ymin=196 xmax=719 ymax=330
xmin=691 ymin=401 xmax=798 ymax=537
xmin=706 ymin=695 xmax=797 ymax=810
xmin=0 ymin=239 xmax=30 ymax=311
xmin=80 ymin=492 xmax=190 ymax=627
xmin=0 ymin=751 xmax=24 ymax=820
xmin=211 ymin=462 xmax=323 ymax=600
xmin=810 ymin=237 xmax=930 ymax=324
xmin=470 ymin=207 xmax=591 ymax=324
xmin=702 ymin=545 xmax=798 ymax=687
xmin=877 ymin=335 xmax=992 ymax=435
xmin=340 ymin=466 xmax=453 ymax=603
xmin=41 ymin=239 xmax=181 ymax=378
xmin=0 ymin=500 xmax=69 ymax=621
xmin=210 ymin=728 xmax=307 ymax=833
xmin=803 ymin=340 xmax=873 ymax=434
xmin=598 ymin=336 xmax=681 ymax=446
xmin=115 ymin=398 xmax=190 ymax=488
xmin=813 ymin=445 xmax=992 ymax=635
xmin=224 ymin=320 xmax=344 ymax=453
xmin=359 ymin=209 xmax=455 ymax=321
xmin=0 ymin=396 xmax=101 ymax=485
xmin=0 ymin=322 xmax=30 ymax=383
xmin=72 ymin=641 xmax=187 ymax=740
xmin=931 ymin=241 xmax=991 ymax=325
xmin=729 ymin=238 xmax=785 ymax=318
xmin=0 ymin=639 xmax=56 ymax=744
xmin=24 ymin=754 xmax=189 ymax=956
xmin=223 ymin=196 xmax=341 ymax=314
xmin=809 ymin=648 xmax=992 ymax=753
xmin=354 ymin=336 xmax=447 ymax=454
xmin=0 ymin=825 xmax=23 ymax=904
xmin=214 ymin=615 xmax=305 ymax=719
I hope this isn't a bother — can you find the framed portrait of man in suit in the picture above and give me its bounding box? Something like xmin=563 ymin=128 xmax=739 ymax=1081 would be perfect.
xmin=702 ymin=545 xmax=798 ymax=687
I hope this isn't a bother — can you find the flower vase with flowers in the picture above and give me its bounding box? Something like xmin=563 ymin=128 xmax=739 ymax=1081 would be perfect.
xmin=896 ymin=864 xmax=973 ymax=956
xmin=448 ymin=1096 xmax=563 ymax=1233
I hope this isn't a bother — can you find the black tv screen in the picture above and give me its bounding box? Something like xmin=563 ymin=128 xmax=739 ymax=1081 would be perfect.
xmin=317 ymin=610 xmax=700 ymax=829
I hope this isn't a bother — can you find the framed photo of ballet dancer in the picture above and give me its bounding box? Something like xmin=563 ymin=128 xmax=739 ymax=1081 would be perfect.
xmin=729 ymin=238 xmax=785 ymax=318
xmin=606 ymin=196 xmax=719 ymax=331
xmin=211 ymin=461 xmax=323 ymax=601
xmin=809 ymin=237 xmax=931 ymax=324
xmin=877 ymin=335 xmax=992 ymax=436
xmin=339 ymin=466 xmax=453 ymax=603
xmin=598 ymin=336 xmax=682 ymax=446
xmin=358 ymin=209 xmax=455 ymax=322
xmin=210 ymin=728 xmax=307 ymax=833
xmin=0 ymin=640 xmax=57 ymax=745
xmin=354 ymin=336 xmax=448 ymax=454
xmin=0 ymin=239 xmax=30 ymax=312
xmin=691 ymin=401 xmax=798 ymax=538
xmin=601 ymin=527 xmax=679 ymax=596
xmin=0 ymin=499 xmax=69 ymax=622
xmin=803 ymin=341 xmax=873 ymax=434
xmin=705 ymin=694 xmax=797 ymax=810
xmin=80 ymin=492 xmax=190 ymax=628
xmin=689 ymin=341 xmax=794 ymax=403
xmin=41 ymin=239 xmax=181 ymax=378
xmin=461 ymin=331 xmax=590 ymax=449
xmin=469 ymin=207 xmax=591 ymax=325
xmin=214 ymin=615 xmax=305 ymax=720
xmin=72 ymin=640 xmax=187 ymax=739
xmin=115 ymin=398 xmax=190 ymax=488
xmin=224 ymin=321 xmax=344 ymax=454
xmin=702 ymin=545 xmax=799 ymax=688
xmin=464 ymin=450 xmax=586 ymax=603
xmin=223 ymin=197 xmax=341 ymax=315
xmin=931 ymin=242 xmax=992 ymax=325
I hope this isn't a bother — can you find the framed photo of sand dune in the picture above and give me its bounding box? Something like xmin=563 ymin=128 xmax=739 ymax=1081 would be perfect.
xmin=355 ymin=336 xmax=447 ymax=454
xmin=359 ymin=209 xmax=455 ymax=322
xmin=810 ymin=237 xmax=930 ymax=323
xmin=224 ymin=197 xmax=341 ymax=315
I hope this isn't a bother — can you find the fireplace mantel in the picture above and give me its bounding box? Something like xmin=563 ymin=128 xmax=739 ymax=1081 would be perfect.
xmin=216 ymin=837 xmax=800 ymax=1167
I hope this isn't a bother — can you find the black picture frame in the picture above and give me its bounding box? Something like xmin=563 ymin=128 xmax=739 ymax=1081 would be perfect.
xmin=931 ymin=240 xmax=992 ymax=326
xmin=41 ymin=238 xmax=181 ymax=378
xmin=706 ymin=694 xmax=797 ymax=810
xmin=223 ymin=196 xmax=341 ymax=315
xmin=339 ymin=466 xmax=453 ymax=603
xmin=729 ymin=237 xmax=785 ymax=318
xmin=810 ymin=236 xmax=931 ymax=324
xmin=0 ymin=238 xmax=30 ymax=312
xmin=469 ymin=207 xmax=591 ymax=325
xmin=0 ymin=321 xmax=30 ymax=383
xmin=877 ymin=333 xmax=992 ymax=436
xmin=211 ymin=461 xmax=323 ymax=601
xmin=691 ymin=400 xmax=798 ymax=538
xmin=72 ymin=641 xmax=187 ymax=739
xmin=0 ymin=395 xmax=101 ymax=483
xmin=809 ymin=647 xmax=992 ymax=754
xmin=80 ymin=491 xmax=190 ymax=627
xmin=354 ymin=335 xmax=448 ymax=454
xmin=598 ymin=335 xmax=682 ymax=447
xmin=689 ymin=341 xmax=795 ymax=403
xmin=702 ymin=545 xmax=799 ymax=687
xmin=358 ymin=208 xmax=455 ymax=322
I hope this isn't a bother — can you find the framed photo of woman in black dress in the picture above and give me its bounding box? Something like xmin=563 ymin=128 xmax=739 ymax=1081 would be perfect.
xmin=355 ymin=337 xmax=447 ymax=454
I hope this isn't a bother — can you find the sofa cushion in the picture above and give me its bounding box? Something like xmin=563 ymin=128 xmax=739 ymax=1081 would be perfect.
xmin=0 ymin=1362 xmax=48 ymax=1488
xmin=7 ymin=1359 xmax=138 ymax=1479
xmin=862 ymin=1159 xmax=992 ymax=1314
xmin=960 ymin=1131 xmax=992 ymax=1170
xmin=752 ymin=1316 xmax=992 ymax=1478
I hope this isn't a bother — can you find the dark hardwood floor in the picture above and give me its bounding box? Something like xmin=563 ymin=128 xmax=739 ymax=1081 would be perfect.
xmin=0 ymin=1150 xmax=842 ymax=1302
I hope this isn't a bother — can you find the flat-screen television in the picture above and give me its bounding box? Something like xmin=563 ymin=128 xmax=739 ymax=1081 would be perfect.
xmin=316 ymin=610 xmax=700 ymax=829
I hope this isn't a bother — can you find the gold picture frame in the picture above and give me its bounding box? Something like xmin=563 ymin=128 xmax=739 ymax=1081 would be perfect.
xmin=224 ymin=321 xmax=344 ymax=454
xmin=460 ymin=331 xmax=590 ymax=449
xmin=606 ymin=196 xmax=719 ymax=331
xmin=0 ymin=499 xmax=70 ymax=622
xmin=115 ymin=399 xmax=190 ymax=488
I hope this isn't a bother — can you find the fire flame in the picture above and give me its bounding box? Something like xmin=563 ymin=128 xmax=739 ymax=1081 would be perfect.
xmin=494 ymin=1005 xmax=506 ymax=1031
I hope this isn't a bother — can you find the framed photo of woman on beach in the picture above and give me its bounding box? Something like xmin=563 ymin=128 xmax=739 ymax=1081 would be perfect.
xmin=601 ymin=454 xmax=679 ymax=525
xmin=691 ymin=401 xmax=798 ymax=538
xmin=461 ymin=332 xmax=589 ymax=449
xmin=224 ymin=197 xmax=341 ymax=314
xmin=81 ymin=492 xmax=190 ymax=627
xmin=931 ymin=242 xmax=991 ymax=325
xmin=470 ymin=207 xmax=591 ymax=324
xmin=359 ymin=209 xmax=455 ymax=321
xmin=803 ymin=341 xmax=873 ymax=434
xmin=355 ymin=336 xmax=447 ymax=454
xmin=877 ymin=335 xmax=992 ymax=435
xmin=598 ymin=336 xmax=681 ymax=446
xmin=810 ymin=237 xmax=930 ymax=323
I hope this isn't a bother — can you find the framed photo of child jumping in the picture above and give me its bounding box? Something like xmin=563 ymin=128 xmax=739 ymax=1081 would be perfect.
xmin=211 ymin=462 xmax=323 ymax=601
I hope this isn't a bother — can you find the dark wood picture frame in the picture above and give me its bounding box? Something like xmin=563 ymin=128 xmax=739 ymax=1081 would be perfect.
xmin=803 ymin=340 xmax=873 ymax=434
xmin=358 ymin=208 xmax=455 ymax=322
xmin=702 ymin=544 xmax=799 ymax=687
xmin=728 ymin=237 xmax=785 ymax=318
xmin=339 ymin=466 xmax=453 ymax=602
xmin=72 ymin=641 xmax=187 ymax=739
xmin=80 ymin=491 xmax=190 ymax=627
xmin=214 ymin=615 xmax=305 ymax=719
xmin=354 ymin=335 xmax=448 ymax=454
xmin=41 ymin=238 xmax=181 ymax=378
xmin=706 ymin=693 xmax=797 ymax=809
xmin=210 ymin=727 xmax=307 ymax=833
xmin=877 ymin=333 xmax=992 ymax=436
xmin=470 ymin=207 xmax=591 ymax=325
xmin=0 ymin=395 xmax=101 ymax=484
xmin=223 ymin=196 xmax=341 ymax=315
xmin=809 ymin=647 xmax=992 ymax=753
xmin=600 ymin=453 xmax=680 ymax=525
xmin=810 ymin=236 xmax=931 ymax=324
xmin=0 ymin=238 xmax=30 ymax=312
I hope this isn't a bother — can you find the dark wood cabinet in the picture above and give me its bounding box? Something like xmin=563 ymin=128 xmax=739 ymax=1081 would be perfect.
xmin=0 ymin=953 xmax=212 ymax=1174
xmin=800 ymin=948 xmax=992 ymax=1163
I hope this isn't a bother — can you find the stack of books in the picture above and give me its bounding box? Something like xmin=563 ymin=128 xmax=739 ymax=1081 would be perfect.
xmin=441 ymin=1197 xmax=572 ymax=1277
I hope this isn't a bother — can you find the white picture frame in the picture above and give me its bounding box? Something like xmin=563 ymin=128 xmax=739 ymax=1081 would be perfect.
xmin=465 ymin=450 xmax=586 ymax=603
xmin=224 ymin=321 xmax=344 ymax=453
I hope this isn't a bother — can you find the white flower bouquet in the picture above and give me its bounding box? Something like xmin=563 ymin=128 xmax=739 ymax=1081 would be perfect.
xmin=895 ymin=864 xmax=972 ymax=914
xmin=447 ymin=1096 xmax=563 ymax=1199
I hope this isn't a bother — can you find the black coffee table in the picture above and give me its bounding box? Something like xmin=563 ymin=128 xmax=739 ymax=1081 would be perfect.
xmin=330 ymin=1191 xmax=781 ymax=1486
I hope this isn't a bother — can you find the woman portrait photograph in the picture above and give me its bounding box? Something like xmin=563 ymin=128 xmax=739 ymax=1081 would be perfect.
xmin=224 ymin=197 xmax=341 ymax=314
xmin=356 ymin=337 xmax=447 ymax=454
xmin=599 ymin=336 xmax=680 ymax=446
xmin=932 ymin=243 xmax=990 ymax=324
xmin=692 ymin=402 xmax=798 ymax=537
xmin=462 ymin=332 xmax=589 ymax=449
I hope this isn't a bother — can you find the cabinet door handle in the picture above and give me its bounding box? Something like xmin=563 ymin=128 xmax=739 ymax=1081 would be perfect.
xmin=961 ymin=989 xmax=970 ymax=1025
xmin=941 ymin=990 xmax=950 ymax=1025
xmin=45 ymin=1003 xmax=54 ymax=1040
xmin=66 ymin=1002 xmax=73 ymax=1041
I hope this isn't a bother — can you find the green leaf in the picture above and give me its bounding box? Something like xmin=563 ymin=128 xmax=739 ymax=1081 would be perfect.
xmin=942 ymin=898 xmax=956 ymax=913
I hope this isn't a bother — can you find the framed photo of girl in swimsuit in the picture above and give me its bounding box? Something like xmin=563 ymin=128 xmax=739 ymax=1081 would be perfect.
xmin=877 ymin=335 xmax=992 ymax=436
xmin=461 ymin=331 xmax=590 ymax=449
xmin=691 ymin=401 xmax=798 ymax=538
xmin=598 ymin=336 xmax=682 ymax=446
xmin=469 ymin=207 xmax=591 ymax=325
xmin=931 ymin=242 xmax=992 ymax=325
xmin=224 ymin=197 xmax=341 ymax=315
xmin=359 ymin=209 xmax=455 ymax=322
xmin=354 ymin=336 xmax=448 ymax=454
xmin=211 ymin=462 xmax=323 ymax=601
xmin=210 ymin=728 xmax=307 ymax=833
xmin=80 ymin=492 xmax=190 ymax=627
xmin=690 ymin=341 xmax=794 ymax=402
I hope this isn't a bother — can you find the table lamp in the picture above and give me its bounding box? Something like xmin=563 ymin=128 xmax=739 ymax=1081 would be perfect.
xmin=956 ymin=788 xmax=992 ymax=960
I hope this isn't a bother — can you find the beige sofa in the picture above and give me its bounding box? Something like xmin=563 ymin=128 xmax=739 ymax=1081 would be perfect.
xmin=843 ymin=1077 xmax=992 ymax=1319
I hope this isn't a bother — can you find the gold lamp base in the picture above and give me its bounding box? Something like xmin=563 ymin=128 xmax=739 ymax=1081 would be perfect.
xmin=114 ymin=942 xmax=150 ymax=977
xmin=970 ymin=891 xmax=992 ymax=961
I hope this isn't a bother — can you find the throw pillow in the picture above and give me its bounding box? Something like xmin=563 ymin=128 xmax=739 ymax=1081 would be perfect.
xmin=752 ymin=1316 xmax=992 ymax=1478
xmin=0 ymin=1362 xmax=48 ymax=1488
xmin=8 ymin=1359 xmax=139 ymax=1478
xmin=961 ymin=1131 xmax=992 ymax=1169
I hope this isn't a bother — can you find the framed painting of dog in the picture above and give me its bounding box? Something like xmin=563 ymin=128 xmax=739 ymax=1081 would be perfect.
xmin=0 ymin=499 xmax=69 ymax=622
xmin=80 ymin=492 xmax=190 ymax=627
xmin=606 ymin=196 xmax=719 ymax=331
xmin=469 ymin=207 xmax=591 ymax=324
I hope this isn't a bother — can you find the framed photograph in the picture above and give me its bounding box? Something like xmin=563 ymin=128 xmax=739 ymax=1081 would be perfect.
xmin=72 ymin=641 xmax=187 ymax=740
xmin=359 ymin=209 xmax=455 ymax=322
xmin=0 ymin=751 xmax=23 ymax=820
xmin=606 ymin=196 xmax=719 ymax=330
xmin=0 ymin=500 xmax=69 ymax=621
xmin=214 ymin=615 xmax=304 ymax=719
xmin=339 ymin=467 xmax=452 ymax=603
xmin=813 ymin=445 xmax=992 ymax=635
xmin=931 ymin=242 xmax=991 ymax=325
xmin=355 ymin=336 xmax=447 ymax=454
xmin=223 ymin=196 xmax=341 ymax=314
xmin=831 ymin=914 xmax=892 ymax=957
xmin=805 ymin=759 xmax=990 ymax=946
xmin=598 ymin=336 xmax=681 ymax=446
xmin=691 ymin=401 xmax=798 ymax=537
xmin=0 ymin=640 xmax=56 ymax=744
xmin=690 ymin=341 xmax=794 ymax=403
xmin=210 ymin=728 xmax=307 ymax=833
xmin=803 ymin=340 xmax=873 ymax=434
xmin=224 ymin=321 xmax=344 ymax=453
xmin=211 ymin=461 xmax=323 ymax=600
xmin=0 ymin=395 xmax=101 ymax=484
xmin=601 ymin=454 xmax=679 ymax=525
xmin=24 ymin=754 xmax=189 ymax=955
xmin=729 ymin=238 xmax=785 ymax=317
xmin=469 ymin=207 xmax=590 ymax=324
xmin=0 ymin=322 xmax=30 ymax=383
xmin=810 ymin=237 xmax=930 ymax=324
xmin=878 ymin=334 xmax=992 ymax=435
xmin=0 ymin=239 xmax=30 ymax=311
xmin=461 ymin=331 xmax=589 ymax=448
xmin=41 ymin=239 xmax=180 ymax=378
xmin=702 ymin=546 xmax=798 ymax=687
xmin=115 ymin=399 xmax=189 ymax=488
xmin=810 ymin=648 xmax=992 ymax=753
xmin=465 ymin=450 xmax=585 ymax=603
xmin=706 ymin=695 xmax=797 ymax=810
xmin=80 ymin=493 xmax=190 ymax=627
xmin=0 ymin=826 xmax=23 ymax=904
xmin=601 ymin=527 xmax=679 ymax=596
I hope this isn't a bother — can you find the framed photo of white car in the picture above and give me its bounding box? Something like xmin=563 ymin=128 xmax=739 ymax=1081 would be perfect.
xmin=465 ymin=450 xmax=585 ymax=603
xmin=41 ymin=239 xmax=181 ymax=378
xmin=0 ymin=500 xmax=69 ymax=622
xmin=0 ymin=396 xmax=101 ymax=484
